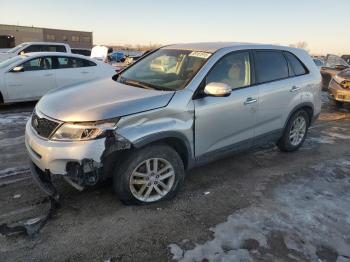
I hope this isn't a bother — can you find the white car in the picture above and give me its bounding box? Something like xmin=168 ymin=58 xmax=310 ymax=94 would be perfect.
xmin=0 ymin=42 xmax=71 ymax=62
xmin=0 ymin=52 xmax=116 ymax=104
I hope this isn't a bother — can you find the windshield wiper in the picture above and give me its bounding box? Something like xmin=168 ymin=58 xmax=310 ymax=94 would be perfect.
xmin=123 ymin=79 xmax=155 ymax=90
xmin=119 ymin=77 xmax=172 ymax=91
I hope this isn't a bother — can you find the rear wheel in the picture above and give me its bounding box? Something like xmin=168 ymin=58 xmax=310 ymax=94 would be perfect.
xmin=277 ymin=110 xmax=310 ymax=152
xmin=113 ymin=145 xmax=185 ymax=205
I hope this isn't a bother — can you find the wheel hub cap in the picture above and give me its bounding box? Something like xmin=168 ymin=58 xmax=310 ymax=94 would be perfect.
xmin=129 ymin=158 xmax=175 ymax=202
xmin=289 ymin=116 xmax=307 ymax=146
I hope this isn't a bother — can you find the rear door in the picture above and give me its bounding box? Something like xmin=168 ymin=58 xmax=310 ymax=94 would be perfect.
xmin=54 ymin=56 xmax=97 ymax=88
xmin=4 ymin=56 xmax=56 ymax=101
xmin=253 ymin=50 xmax=306 ymax=141
xmin=194 ymin=51 xmax=258 ymax=157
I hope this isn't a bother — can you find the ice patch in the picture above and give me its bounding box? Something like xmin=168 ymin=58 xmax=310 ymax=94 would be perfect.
xmin=0 ymin=135 xmax=24 ymax=147
xmin=0 ymin=167 xmax=30 ymax=178
xmin=0 ymin=113 xmax=31 ymax=125
xmin=169 ymin=159 xmax=350 ymax=261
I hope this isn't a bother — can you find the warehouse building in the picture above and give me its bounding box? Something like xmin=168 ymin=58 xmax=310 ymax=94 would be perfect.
xmin=0 ymin=24 xmax=93 ymax=49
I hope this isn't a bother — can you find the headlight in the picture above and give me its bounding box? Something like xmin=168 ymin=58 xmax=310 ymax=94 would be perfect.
xmin=51 ymin=119 xmax=119 ymax=141
xmin=334 ymin=75 xmax=350 ymax=89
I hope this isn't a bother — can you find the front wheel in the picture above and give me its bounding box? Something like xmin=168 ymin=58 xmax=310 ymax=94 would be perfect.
xmin=277 ymin=110 xmax=310 ymax=152
xmin=113 ymin=145 xmax=185 ymax=205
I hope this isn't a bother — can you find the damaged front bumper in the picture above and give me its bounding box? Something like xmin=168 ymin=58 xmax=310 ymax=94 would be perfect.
xmin=25 ymin=121 xmax=113 ymax=195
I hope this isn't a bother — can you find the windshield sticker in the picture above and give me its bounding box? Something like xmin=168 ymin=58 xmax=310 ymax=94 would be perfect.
xmin=189 ymin=51 xmax=212 ymax=59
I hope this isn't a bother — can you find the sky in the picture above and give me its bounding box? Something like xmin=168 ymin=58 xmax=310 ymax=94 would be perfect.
xmin=1 ymin=0 xmax=349 ymax=55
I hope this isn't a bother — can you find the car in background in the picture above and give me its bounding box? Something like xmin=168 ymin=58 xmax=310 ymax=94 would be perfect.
xmin=71 ymin=48 xmax=91 ymax=57
xmin=328 ymin=69 xmax=350 ymax=106
xmin=0 ymin=52 xmax=115 ymax=104
xmin=320 ymin=54 xmax=349 ymax=90
xmin=110 ymin=52 xmax=126 ymax=63
xmin=341 ymin=55 xmax=350 ymax=65
xmin=90 ymin=45 xmax=113 ymax=63
xmin=0 ymin=42 xmax=71 ymax=62
xmin=313 ymin=58 xmax=324 ymax=69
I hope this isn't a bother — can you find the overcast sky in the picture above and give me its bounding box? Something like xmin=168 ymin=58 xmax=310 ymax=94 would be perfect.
xmin=1 ymin=0 xmax=349 ymax=54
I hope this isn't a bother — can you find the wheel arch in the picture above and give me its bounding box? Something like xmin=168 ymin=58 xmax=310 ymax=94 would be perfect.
xmin=132 ymin=132 xmax=194 ymax=170
xmin=283 ymin=102 xmax=314 ymax=129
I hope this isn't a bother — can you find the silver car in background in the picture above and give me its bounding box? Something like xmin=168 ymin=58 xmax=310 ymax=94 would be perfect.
xmin=25 ymin=42 xmax=321 ymax=204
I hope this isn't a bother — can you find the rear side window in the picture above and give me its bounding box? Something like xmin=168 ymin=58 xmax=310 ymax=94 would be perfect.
xmin=57 ymin=57 xmax=96 ymax=68
xmin=284 ymin=52 xmax=307 ymax=76
xmin=254 ymin=51 xmax=289 ymax=83
xmin=42 ymin=45 xmax=67 ymax=52
xmin=21 ymin=45 xmax=42 ymax=54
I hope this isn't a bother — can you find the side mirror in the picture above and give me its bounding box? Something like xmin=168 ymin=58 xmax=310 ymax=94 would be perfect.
xmin=204 ymin=82 xmax=232 ymax=97
xmin=11 ymin=66 xmax=24 ymax=73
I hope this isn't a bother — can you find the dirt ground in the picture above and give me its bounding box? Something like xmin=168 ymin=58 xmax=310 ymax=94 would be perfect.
xmin=0 ymin=94 xmax=350 ymax=262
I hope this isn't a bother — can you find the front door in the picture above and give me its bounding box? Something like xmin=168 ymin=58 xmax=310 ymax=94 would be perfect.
xmin=194 ymin=51 xmax=258 ymax=158
xmin=5 ymin=56 xmax=56 ymax=101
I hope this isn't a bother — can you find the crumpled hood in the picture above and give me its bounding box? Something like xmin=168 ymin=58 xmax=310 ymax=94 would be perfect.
xmin=338 ymin=68 xmax=350 ymax=79
xmin=36 ymin=78 xmax=175 ymax=122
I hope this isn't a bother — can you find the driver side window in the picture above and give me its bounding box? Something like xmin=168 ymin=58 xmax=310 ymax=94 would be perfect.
xmin=206 ymin=52 xmax=251 ymax=90
xmin=22 ymin=57 xmax=53 ymax=71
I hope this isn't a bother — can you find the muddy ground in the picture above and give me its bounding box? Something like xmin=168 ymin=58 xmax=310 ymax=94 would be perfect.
xmin=0 ymin=95 xmax=349 ymax=262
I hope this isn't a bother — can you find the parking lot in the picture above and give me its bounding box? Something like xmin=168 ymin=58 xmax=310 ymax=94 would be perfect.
xmin=0 ymin=93 xmax=349 ymax=262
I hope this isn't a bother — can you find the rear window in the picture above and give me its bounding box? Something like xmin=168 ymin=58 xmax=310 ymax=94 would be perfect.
xmin=42 ymin=45 xmax=66 ymax=52
xmin=254 ymin=51 xmax=289 ymax=83
xmin=284 ymin=52 xmax=307 ymax=76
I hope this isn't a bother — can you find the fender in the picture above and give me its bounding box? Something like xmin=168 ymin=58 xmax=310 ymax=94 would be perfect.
xmin=283 ymin=102 xmax=315 ymax=129
xmin=133 ymin=131 xmax=195 ymax=169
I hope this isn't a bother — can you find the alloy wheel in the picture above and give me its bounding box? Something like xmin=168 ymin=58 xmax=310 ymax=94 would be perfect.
xmin=129 ymin=158 xmax=175 ymax=202
xmin=289 ymin=116 xmax=307 ymax=146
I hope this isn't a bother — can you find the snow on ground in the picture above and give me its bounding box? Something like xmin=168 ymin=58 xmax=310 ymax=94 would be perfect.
xmin=0 ymin=112 xmax=31 ymax=125
xmin=169 ymin=159 xmax=350 ymax=261
xmin=0 ymin=167 xmax=30 ymax=178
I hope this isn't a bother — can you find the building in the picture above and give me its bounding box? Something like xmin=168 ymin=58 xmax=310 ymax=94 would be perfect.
xmin=0 ymin=24 xmax=93 ymax=49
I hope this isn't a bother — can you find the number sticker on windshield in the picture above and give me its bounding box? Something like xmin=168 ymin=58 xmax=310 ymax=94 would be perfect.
xmin=189 ymin=51 xmax=212 ymax=59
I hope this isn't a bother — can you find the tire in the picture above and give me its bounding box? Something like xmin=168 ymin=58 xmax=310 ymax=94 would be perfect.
xmin=113 ymin=144 xmax=185 ymax=205
xmin=277 ymin=110 xmax=310 ymax=152
xmin=334 ymin=100 xmax=343 ymax=107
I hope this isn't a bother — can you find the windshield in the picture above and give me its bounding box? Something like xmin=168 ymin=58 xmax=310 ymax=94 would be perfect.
xmin=324 ymin=54 xmax=349 ymax=68
xmin=6 ymin=43 xmax=28 ymax=53
xmin=117 ymin=49 xmax=211 ymax=91
xmin=0 ymin=56 xmax=24 ymax=69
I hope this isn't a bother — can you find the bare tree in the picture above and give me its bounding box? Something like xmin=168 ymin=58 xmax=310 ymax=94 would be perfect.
xmin=289 ymin=42 xmax=310 ymax=53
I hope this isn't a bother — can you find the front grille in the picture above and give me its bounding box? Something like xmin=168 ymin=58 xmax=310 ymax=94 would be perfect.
xmin=31 ymin=111 xmax=60 ymax=139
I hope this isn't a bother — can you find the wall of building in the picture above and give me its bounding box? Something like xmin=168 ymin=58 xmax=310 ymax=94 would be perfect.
xmin=0 ymin=24 xmax=44 ymax=45
xmin=43 ymin=28 xmax=92 ymax=48
xmin=0 ymin=24 xmax=93 ymax=49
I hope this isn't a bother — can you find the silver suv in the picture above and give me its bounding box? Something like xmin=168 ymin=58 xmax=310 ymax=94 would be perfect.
xmin=25 ymin=43 xmax=321 ymax=204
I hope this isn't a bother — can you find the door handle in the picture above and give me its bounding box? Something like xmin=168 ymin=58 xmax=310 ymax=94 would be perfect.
xmin=244 ymin=97 xmax=257 ymax=105
xmin=290 ymin=86 xmax=302 ymax=92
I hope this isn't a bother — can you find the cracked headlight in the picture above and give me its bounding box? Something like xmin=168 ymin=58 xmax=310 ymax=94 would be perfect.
xmin=51 ymin=119 xmax=119 ymax=141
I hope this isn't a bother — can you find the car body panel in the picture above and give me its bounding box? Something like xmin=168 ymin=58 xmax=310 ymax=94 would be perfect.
xmin=329 ymin=69 xmax=350 ymax=103
xmin=24 ymin=42 xmax=322 ymax=193
xmin=0 ymin=52 xmax=116 ymax=104
xmin=36 ymin=78 xmax=176 ymax=122
xmin=0 ymin=42 xmax=71 ymax=62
